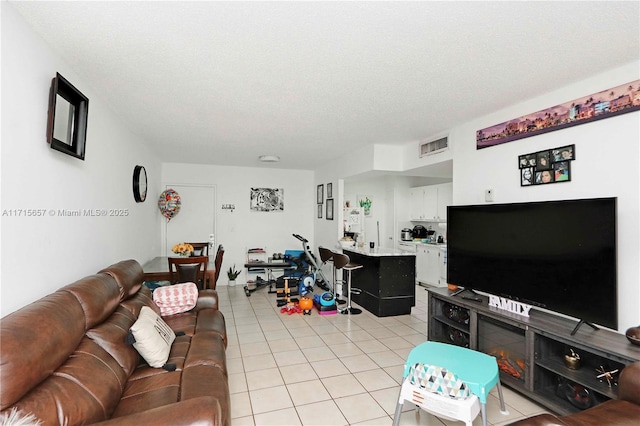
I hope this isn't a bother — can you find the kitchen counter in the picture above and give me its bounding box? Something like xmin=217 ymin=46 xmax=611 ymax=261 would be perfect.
xmin=342 ymin=248 xmax=416 ymax=317
xmin=340 ymin=246 xmax=415 ymax=257
xmin=399 ymin=240 xmax=447 ymax=247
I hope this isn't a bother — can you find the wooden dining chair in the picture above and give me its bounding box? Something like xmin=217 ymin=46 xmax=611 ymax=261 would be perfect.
xmin=168 ymin=256 xmax=208 ymax=290
xmin=210 ymin=245 xmax=225 ymax=289
xmin=186 ymin=242 xmax=209 ymax=257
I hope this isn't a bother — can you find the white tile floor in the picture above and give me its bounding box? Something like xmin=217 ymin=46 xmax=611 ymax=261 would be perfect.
xmin=218 ymin=283 xmax=549 ymax=426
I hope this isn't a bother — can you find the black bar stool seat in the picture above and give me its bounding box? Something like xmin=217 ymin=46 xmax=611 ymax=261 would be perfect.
xmin=320 ymin=247 xmax=346 ymax=305
xmin=333 ymin=252 xmax=362 ymax=315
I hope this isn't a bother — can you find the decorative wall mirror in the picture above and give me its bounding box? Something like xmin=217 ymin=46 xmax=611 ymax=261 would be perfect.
xmin=46 ymin=73 xmax=89 ymax=160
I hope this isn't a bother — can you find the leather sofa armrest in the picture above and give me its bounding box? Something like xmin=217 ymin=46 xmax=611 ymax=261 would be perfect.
xmin=510 ymin=413 xmax=569 ymax=426
xmin=92 ymin=397 xmax=222 ymax=426
xmin=195 ymin=289 xmax=219 ymax=311
xmin=619 ymin=360 xmax=640 ymax=405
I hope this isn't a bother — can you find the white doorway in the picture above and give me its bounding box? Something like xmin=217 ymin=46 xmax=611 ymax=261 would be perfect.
xmin=163 ymin=184 xmax=216 ymax=256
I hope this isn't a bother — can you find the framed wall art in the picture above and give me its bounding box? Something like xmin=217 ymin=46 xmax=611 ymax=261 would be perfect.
xmin=317 ymin=184 xmax=324 ymax=204
xmin=519 ymin=144 xmax=574 ymax=186
xmin=250 ymin=188 xmax=284 ymax=211
xmin=326 ymin=182 xmax=333 ymax=198
xmin=46 ymin=73 xmax=89 ymax=160
xmin=326 ymin=198 xmax=334 ymax=220
xmin=478 ymin=79 xmax=640 ymax=149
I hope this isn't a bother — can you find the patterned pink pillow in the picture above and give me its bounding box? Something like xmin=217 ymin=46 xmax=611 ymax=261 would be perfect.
xmin=153 ymin=282 xmax=198 ymax=316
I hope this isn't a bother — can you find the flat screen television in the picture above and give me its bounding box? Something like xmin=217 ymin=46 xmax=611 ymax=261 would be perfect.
xmin=447 ymin=197 xmax=617 ymax=331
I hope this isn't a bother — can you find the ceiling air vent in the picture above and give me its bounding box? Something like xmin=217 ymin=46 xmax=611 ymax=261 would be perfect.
xmin=419 ymin=137 xmax=448 ymax=157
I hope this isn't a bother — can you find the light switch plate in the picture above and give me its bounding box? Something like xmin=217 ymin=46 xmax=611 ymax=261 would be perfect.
xmin=485 ymin=189 xmax=494 ymax=202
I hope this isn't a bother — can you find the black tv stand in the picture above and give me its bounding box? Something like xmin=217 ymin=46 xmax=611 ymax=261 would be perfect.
xmin=426 ymin=287 xmax=640 ymax=417
xmin=570 ymin=319 xmax=600 ymax=336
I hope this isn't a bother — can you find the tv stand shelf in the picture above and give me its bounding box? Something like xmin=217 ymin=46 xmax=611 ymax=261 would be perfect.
xmin=427 ymin=287 xmax=640 ymax=416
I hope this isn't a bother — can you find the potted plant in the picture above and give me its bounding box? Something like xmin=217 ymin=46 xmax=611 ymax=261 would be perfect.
xmin=227 ymin=265 xmax=241 ymax=286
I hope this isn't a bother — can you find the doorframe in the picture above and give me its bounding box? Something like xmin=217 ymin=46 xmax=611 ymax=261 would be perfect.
xmin=160 ymin=183 xmax=217 ymax=256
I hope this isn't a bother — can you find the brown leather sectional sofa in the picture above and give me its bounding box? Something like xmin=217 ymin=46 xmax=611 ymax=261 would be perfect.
xmin=0 ymin=259 xmax=229 ymax=426
xmin=512 ymin=360 xmax=640 ymax=426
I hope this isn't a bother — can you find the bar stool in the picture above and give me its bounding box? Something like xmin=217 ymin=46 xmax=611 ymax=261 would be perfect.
xmin=318 ymin=247 xmax=346 ymax=305
xmin=333 ymin=253 xmax=363 ymax=315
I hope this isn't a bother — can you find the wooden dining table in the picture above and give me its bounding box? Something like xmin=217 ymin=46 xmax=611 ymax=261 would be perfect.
xmin=142 ymin=255 xmax=217 ymax=284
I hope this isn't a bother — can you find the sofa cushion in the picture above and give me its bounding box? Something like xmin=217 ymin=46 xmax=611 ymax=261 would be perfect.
xmin=111 ymin=379 xmax=181 ymax=420
xmin=86 ymin=305 xmax=139 ymax=376
xmin=99 ymin=259 xmax=144 ymax=299
xmin=194 ymin=309 xmax=227 ymax=347
xmin=0 ymin=291 xmax=85 ymax=410
xmin=8 ymin=338 xmax=128 ymax=425
xmin=120 ymin=285 xmax=161 ymax=318
xmin=130 ymin=307 xmax=176 ymax=368
xmin=59 ymin=274 xmax=122 ymax=329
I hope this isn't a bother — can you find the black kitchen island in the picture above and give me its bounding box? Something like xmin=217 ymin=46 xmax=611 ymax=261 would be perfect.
xmin=342 ymin=247 xmax=416 ymax=317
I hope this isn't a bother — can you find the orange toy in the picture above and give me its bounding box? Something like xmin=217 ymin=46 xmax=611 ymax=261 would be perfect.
xmin=299 ymin=297 xmax=313 ymax=311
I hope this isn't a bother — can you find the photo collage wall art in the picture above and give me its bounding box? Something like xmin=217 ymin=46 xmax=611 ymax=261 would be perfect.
xmin=519 ymin=144 xmax=575 ymax=186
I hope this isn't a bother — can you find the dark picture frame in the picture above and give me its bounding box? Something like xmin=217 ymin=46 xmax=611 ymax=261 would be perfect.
xmin=326 ymin=198 xmax=334 ymax=220
xmin=552 ymin=145 xmax=575 ymax=162
xmin=518 ymin=154 xmax=537 ymax=168
xmin=552 ymin=161 xmax=571 ymax=182
xmin=535 ymin=170 xmax=555 ymax=184
xmin=521 ymin=167 xmax=534 ymax=186
xmin=46 ymin=73 xmax=89 ymax=160
xmin=326 ymin=182 xmax=333 ymax=199
xmin=520 ymin=144 xmax=574 ymax=187
xmin=536 ymin=151 xmax=551 ymax=170
xmin=317 ymin=204 xmax=323 ymax=219
xmin=317 ymin=184 xmax=324 ymax=204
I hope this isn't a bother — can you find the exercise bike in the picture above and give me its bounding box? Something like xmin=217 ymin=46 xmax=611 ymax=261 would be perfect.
xmin=291 ymin=233 xmax=331 ymax=293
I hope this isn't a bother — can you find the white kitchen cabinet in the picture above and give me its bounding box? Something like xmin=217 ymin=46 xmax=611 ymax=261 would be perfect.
xmin=416 ymin=244 xmax=445 ymax=287
xmin=409 ymin=183 xmax=452 ymax=221
xmin=425 ymin=246 xmax=441 ymax=286
xmin=409 ymin=187 xmax=424 ymax=221
xmin=416 ymin=245 xmax=430 ymax=284
xmin=437 ymin=183 xmax=452 ymax=220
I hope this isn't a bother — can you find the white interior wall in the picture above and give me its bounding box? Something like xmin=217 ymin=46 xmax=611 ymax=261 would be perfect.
xmin=161 ymin=163 xmax=314 ymax=284
xmin=450 ymin=61 xmax=640 ymax=332
xmin=1 ymin=3 xmax=161 ymax=316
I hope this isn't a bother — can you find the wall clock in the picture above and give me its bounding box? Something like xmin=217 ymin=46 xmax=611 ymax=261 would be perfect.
xmin=133 ymin=165 xmax=147 ymax=202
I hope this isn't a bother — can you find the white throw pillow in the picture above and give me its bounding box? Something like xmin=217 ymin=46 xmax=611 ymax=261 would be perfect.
xmin=129 ymin=306 xmax=176 ymax=368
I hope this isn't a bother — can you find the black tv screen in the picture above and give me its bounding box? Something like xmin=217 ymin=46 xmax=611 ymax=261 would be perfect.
xmin=447 ymin=197 xmax=617 ymax=330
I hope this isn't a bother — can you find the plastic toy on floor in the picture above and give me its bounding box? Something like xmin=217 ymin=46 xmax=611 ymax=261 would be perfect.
xmin=280 ymin=303 xmax=303 ymax=315
xmin=313 ymin=292 xmax=338 ymax=315
xmin=299 ymin=297 xmax=313 ymax=315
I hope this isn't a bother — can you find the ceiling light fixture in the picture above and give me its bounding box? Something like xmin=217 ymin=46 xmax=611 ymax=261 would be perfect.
xmin=259 ymin=155 xmax=280 ymax=163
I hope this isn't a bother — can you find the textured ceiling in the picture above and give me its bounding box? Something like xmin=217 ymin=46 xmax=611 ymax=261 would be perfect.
xmin=9 ymin=1 xmax=640 ymax=172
